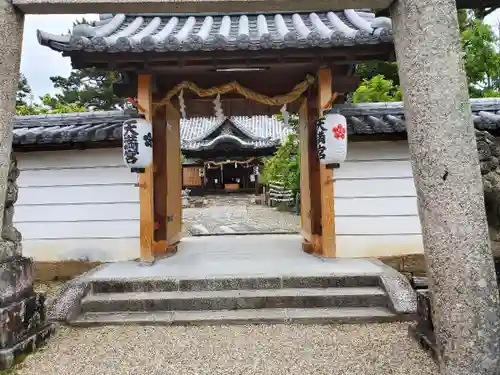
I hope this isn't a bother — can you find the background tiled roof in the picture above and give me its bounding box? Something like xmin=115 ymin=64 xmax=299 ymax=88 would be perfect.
xmin=12 ymin=111 xmax=291 ymax=150
xmin=337 ymin=98 xmax=500 ymax=135
xmin=12 ymin=98 xmax=500 ymax=149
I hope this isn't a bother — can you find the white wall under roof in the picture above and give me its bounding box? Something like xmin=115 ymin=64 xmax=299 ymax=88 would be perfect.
xmin=335 ymin=140 xmax=424 ymax=258
xmin=15 ymin=148 xmax=140 ymax=262
xmin=13 ymin=141 xmax=424 ymax=262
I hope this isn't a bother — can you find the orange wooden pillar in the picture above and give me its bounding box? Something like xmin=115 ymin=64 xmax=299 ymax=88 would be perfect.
xmin=299 ymin=97 xmax=321 ymax=253
xmin=299 ymin=68 xmax=336 ymax=257
xmin=137 ymin=75 xmax=155 ymax=261
xmin=165 ymin=103 xmax=183 ymax=247
xmin=137 ymin=76 xmax=182 ymax=260
xmin=317 ymin=68 xmax=336 ymax=257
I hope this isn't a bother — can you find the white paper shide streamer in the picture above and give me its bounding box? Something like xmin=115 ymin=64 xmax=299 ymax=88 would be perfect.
xmin=280 ymin=104 xmax=289 ymax=127
xmin=213 ymin=94 xmax=224 ymax=121
xmin=179 ymin=88 xmax=187 ymax=119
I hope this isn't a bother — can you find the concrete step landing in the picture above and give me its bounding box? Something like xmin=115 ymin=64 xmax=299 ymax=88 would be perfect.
xmin=67 ymin=273 xmax=416 ymax=326
xmin=81 ymin=287 xmax=388 ymax=313
xmin=72 ymin=307 xmax=408 ymax=326
xmin=55 ymin=236 xmax=417 ymax=326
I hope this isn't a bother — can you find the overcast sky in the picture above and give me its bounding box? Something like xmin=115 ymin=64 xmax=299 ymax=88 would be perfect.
xmin=21 ymin=14 xmax=98 ymax=99
xmin=20 ymin=10 xmax=500 ymax=99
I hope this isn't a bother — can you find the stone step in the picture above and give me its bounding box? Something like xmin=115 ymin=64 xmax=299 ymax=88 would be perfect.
xmin=71 ymin=307 xmax=407 ymax=327
xmin=90 ymin=275 xmax=381 ymax=294
xmin=81 ymin=287 xmax=388 ymax=313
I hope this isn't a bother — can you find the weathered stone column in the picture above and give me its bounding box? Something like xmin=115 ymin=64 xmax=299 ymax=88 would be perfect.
xmin=0 ymin=0 xmax=23 ymax=229
xmin=391 ymin=1 xmax=500 ymax=374
xmin=0 ymin=1 xmax=55 ymax=370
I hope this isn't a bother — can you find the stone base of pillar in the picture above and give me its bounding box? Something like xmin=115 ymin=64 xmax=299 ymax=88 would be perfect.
xmin=408 ymin=290 xmax=440 ymax=363
xmin=0 ymin=256 xmax=56 ymax=370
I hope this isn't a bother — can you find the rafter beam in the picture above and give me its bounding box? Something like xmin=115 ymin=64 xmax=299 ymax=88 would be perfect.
xmin=13 ymin=0 xmax=394 ymax=14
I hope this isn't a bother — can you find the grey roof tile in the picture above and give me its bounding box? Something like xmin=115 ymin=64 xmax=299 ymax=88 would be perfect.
xmin=337 ymin=98 xmax=500 ymax=135
xmin=12 ymin=98 xmax=500 ymax=150
xmin=37 ymin=10 xmax=393 ymax=53
xmin=12 ymin=111 xmax=291 ymax=150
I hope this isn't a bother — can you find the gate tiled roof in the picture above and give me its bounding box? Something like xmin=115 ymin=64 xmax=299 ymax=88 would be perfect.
xmin=37 ymin=10 xmax=393 ymax=53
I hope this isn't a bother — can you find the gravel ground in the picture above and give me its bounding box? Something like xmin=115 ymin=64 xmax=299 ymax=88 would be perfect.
xmin=20 ymin=230 xmax=437 ymax=375
xmin=34 ymin=281 xmax=66 ymax=306
xmin=15 ymin=323 xmax=438 ymax=375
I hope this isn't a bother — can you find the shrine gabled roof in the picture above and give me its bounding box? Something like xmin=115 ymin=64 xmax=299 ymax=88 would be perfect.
xmin=36 ymin=10 xmax=393 ymax=53
xmin=181 ymin=116 xmax=291 ymax=150
xmin=11 ymin=111 xmax=290 ymax=150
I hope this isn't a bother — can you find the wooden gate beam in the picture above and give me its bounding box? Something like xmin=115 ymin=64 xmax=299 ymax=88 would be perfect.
xmin=13 ymin=0 xmax=394 ymax=15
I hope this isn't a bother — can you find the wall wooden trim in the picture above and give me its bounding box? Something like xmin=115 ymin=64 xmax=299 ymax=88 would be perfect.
xmin=34 ymin=261 xmax=103 ymax=281
xmin=138 ymin=74 xmax=155 ymax=261
xmin=183 ymin=166 xmax=202 ymax=186
xmin=317 ymin=68 xmax=336 ymax=257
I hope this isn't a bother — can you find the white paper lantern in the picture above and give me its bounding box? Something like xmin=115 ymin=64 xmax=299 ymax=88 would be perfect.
xmin=316 ymin=108 xmax=347 ymax=165
xmin=122 ymin=117 xmax=153 ymax=171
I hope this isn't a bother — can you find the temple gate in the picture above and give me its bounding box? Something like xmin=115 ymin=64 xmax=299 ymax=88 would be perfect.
xmin=36 ymin=10 xmax=397 ymax=260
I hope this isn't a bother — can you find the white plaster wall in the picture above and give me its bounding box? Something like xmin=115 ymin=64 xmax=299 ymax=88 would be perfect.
xmin=14 ymin=148 xmax=140 ymax=262
xmin=13 ymin=141 xmax=423 ymax=262
xmin=335 ymin=141 xmax=424 ymax=258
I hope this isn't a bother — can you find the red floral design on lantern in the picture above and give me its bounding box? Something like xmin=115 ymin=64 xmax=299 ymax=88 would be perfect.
xmin=332 ymin=124 xmax=346 ymax=140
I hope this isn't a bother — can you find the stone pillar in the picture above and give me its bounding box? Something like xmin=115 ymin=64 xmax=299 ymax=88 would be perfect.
xmin=0 ymin=2 xmax=55 ymax=370
xmin=0 ymin=156 xmax=55 ymax=370
xmin=391 ymin=1 xmax=500 ymax=374
xmin=0 ymin=0 xmax=23 ymax=229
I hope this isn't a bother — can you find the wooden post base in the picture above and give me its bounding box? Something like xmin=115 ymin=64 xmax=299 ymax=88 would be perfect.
xmin=152 ymin=240 xmax=178 ymax=257
xmin=301 ymin=235 xmax=322 ymax=255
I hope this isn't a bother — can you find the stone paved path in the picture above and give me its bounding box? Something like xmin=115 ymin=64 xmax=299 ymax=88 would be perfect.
xmin=182 ymin=195 xmax=300 ymax=235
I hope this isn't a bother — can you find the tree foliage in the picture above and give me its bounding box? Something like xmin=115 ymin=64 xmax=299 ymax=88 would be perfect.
xmin=48 ymin=68 xmax=124 ymax=110
xmin=354 ymin=10 xmax=500 ymax=102
xmin=15 ymin=16 xmax=124 ymax=115
xmin=260 ymin=132 xmax=300 ymax=192
xmin=16 ymin=74 xmax=33 ymax=107
xmin=260 ymin=114 xmax=300 ymax=192
xmin=15 ymin=68 xmax=123 ymax=114
xmin=461 ymin=19 xmax=500 ymax=97
xmin=16 ymin=98 xmax=86 ymax=115
xmin=352 ymin=75 xmax=402 ymax=103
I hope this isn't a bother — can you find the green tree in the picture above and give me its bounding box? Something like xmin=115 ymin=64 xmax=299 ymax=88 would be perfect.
xmin=49 ymin=68 xmax=124 ymax=110
xmin=354 ymin=10 xmax=500 ymax=102
xmin=16 ymin=93 xmax=86 ymax=115
xmin=16 ymin=73 xmax=33 ymax=107
xmin=260 ymin=132 xmax=300 ymax=193
xmin=42 ymin=18 xmax=123 ymax=111
xmin=356 ymin=61 xmax=400 ymax=87
xmin=261 ymin=113 xmax=300 ymax=192
xmin=352 ymin=75 xmax=402 ymax=103
xmin=461 ymin=19 xmax=500 ymax=97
